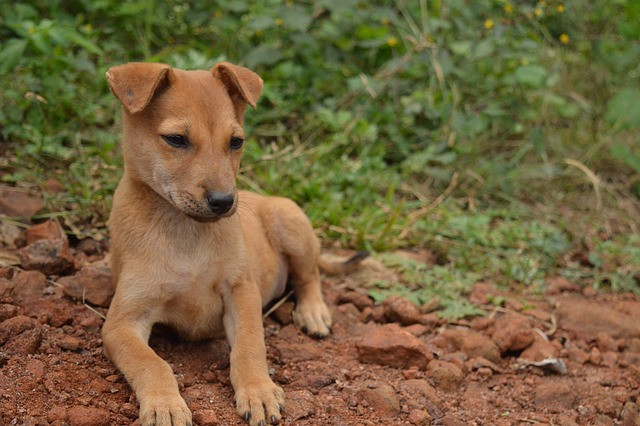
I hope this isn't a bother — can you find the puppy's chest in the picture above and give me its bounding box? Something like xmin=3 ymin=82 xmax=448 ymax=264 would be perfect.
xmin=160 ymin=255 xmax=237 ymax=340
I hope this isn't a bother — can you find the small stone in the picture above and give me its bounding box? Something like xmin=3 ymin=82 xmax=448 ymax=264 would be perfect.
xmin=10 ymin=270 xmax=47 ymax=308
xmin=400 ymin=379 xmax=438 ymax=404
xmin=336 ymin=291 xmax=374 ymax=311
xmin=24 ymin=220 xmax=62 ymax=245
xmin=58 ymin=335 xmax=84 ymax=351
xmin=427 ymin=360 xmax=464 ymax=392
xmin=19 ymin=238 xmax=74 ymax=276
xmin=408 ymin=409 xmax=432 ymax=425
xmin=355 ymin=381 xmax=400 ymax=417
xmin=491 ymin=315 xmax=535 ymax=354
xmin=193 ymin=409 xmax=218 ymax=426
xmin=439 ymin=328 xmax=501 ymax=363
xmin=286 ymin=389 xmax=316 ymax=421
xmin=46 ymin=405 xmax=68 ymax=423
xmin=520 ymin=332 xmax=558 ymax=362
xmin=567 ymin=347 xmax=589 ymax=364
xmin=0 ymin=303 xmax=18 ymax=323
xmin=383 ymin=296 xmax=422 ymax=325
xmin=545 ymin=276 xmax=579 ymax=295
xmin=3 ymin=327 xmax=43 ymax=355
xmin=67 ymin=406 xmax=111 ymax=426
xmin=270 ymin=301 xmax=294 ymax=325
xmin=596 ymin=332 xmax=619 ymax=352
xmin=0 ymin=185 xmax=44 ymax=217
xmin=0 ymin=315 xmax=36 ymax=345
xmin=589 ymin=347 xmax=603 ymax=365
xmin=59 ymin=266 xmax=115 ymax=307
xmin=356 ymin=324 xmax=433 ymax=370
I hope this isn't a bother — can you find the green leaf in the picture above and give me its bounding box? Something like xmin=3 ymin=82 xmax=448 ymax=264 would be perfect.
xmin=0 ymin=39 xmax=28 ymax=75
xmin=605 ymin=88 xmax=640 ymax=130
xmin=244 ymin=45 xmax=283 ymax=68
xmin=281 ymin=6 xmax=312 ymax=32
xmin=513 ymin=65 xmax=547 ymax=88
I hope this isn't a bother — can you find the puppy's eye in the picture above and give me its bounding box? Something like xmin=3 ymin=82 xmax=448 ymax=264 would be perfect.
xmin=162 ymin=134 xmax=189 ymax=148
xmin=230 ymin=137 xmax=244 ymax=150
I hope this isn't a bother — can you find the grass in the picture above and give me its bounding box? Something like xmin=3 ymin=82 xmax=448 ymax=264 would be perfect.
xmin=0 ymin=0 xmax=638 ymax=318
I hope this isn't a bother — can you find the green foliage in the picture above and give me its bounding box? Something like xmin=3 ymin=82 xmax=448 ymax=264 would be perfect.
xmin=0 ymin=0 xmax=638 ymax=296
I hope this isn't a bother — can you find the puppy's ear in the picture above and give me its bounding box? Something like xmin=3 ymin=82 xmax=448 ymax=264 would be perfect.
xmin=106 ymin=62 xmax=173 ymax=114
xmin=211 ymin=62 xmax=263 ymax=121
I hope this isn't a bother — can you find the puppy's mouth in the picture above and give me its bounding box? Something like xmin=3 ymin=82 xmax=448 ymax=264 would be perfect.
xmin=167 ymin=191 xmax=238 ymax=223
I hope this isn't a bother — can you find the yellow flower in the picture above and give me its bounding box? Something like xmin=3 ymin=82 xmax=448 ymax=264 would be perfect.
xmin=559 ymin=33 xmax=570 ymax=44
xmin=214 ymin=10 xmax=222 ymax=18
xmin=534 ymin=8 xmax=543 ymax=17
xmin=484 ymin=19 xmax=494 ymax=30
xmin=387 ymin=37 xmax=398 ymax=47
xmin=557 ymin=4 xmax=564 ymax=13
xmin=538 ymin=0 xmax=547 ymax=7
xmin=381 ymin=18 xmax=390 ymax=26
xmin=504 ymin=4 xmax=513 ymax=14
xmin=275 ymin=18 xmax=284 ymax=26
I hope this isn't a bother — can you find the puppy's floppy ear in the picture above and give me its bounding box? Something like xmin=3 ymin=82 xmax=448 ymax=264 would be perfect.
xmin=106 ymin=62 xmax=173 ymax=114
xmin=211 ymin=62 xmax=263 ymax=120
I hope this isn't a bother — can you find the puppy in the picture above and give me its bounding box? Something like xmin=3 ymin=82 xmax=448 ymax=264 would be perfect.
xmin=102 ymin=62 xmax=360 ymax=426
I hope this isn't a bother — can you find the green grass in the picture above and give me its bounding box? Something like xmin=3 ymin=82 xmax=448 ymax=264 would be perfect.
xmin=0 ymin=0 xmax=638 ymax=317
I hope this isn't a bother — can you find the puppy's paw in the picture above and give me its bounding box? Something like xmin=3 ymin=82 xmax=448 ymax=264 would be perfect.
xmin=235 ymin=380 xmax=285 ymax=425
xmin=139 ymin=393 xmax=192 ymax=426
xmin=293 ymin=300 xmax=332 ymax=338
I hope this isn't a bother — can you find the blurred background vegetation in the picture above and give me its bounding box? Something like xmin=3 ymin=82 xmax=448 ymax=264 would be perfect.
xmin=0 ymin=0 xmax=638 ymax=311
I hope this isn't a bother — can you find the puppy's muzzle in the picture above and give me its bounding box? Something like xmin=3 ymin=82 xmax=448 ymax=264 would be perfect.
xmin=206 ymin=191 xmax=235 ymax=215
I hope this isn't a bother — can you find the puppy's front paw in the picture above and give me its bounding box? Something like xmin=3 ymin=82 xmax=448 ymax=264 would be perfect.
xmin=139 ymin=392 xmax=192 ymax=426
xmin=293 ymin=300 xmax=332 ymax=338
xmin=235 ymin=380 xmax=285 ymax=426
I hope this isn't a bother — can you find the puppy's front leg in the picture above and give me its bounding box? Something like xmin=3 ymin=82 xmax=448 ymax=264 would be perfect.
xmin=102 ymin=315 xmax=192 ymax=426
xmin=224 ymin=279 xmax=285 ymax=426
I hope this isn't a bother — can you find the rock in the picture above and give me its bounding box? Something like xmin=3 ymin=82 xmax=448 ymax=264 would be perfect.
xmin=24 ymin=220 xmax=63 ymax=245
xmin=285 ymin=389 xmax=316 ymax=421
xmin=404 ymin=323 xmax=430 ymax=337
xmin=0 ymin=222 xmax=21 ymax=248
xmin=0 ymin=185 xmax=44 ymax=217
xmin=10 ymin=270 xmax=47 ymax=307
xmin=76 ymin=238 xmax=102 ymax=256
xmin=271 ymin=300 xmax=294 ymax=325
xmin=596 ymin=332 xmax=620 ymax=352
xmin=58 ymin=335 xmax=84 ymax=352
xmin=567 ymin=347 xmax=589 ymax=364
xmin=46 ymin=405 xmax=68 ymax=423
xmin=491 ymin=315 xmax=535 ymax=354
xmin=120 ymin=403 xmax=138 ymax=419
xmin=440 ymin=328 xmax=501 ymax=363
xmin=0 ymin=315 xmax=36 ymax=345
xmin=621 ymin=401 xmax=639 ymax=426
xmin=557 ymin=296 xmax=640 ymax=340
xmin=427 ymin=360 xmax=464 ymax=392
xmin=519 ymin=332 xmax=558 ymax=362
xmin=336 ymin=291 xmax=374 ymax=311
xmin=532 ymin=379 xmax=576 ymax=412
xmin=0 ymin=304 xmax=18 ymax=322
xmin=59 ymin=266 xmax=115 ymax=307
xmin=290 ymin=373 xmax=335 ymax=389
xmin=400 ymin=379 xmax=438 ymax=404
xmin=193 ymin=409 xmax=218 ymax=426
xmin=3 ymin=327 xmax=42 ymax=355
xmin=19 ymin=238 xmax=74 ymax=276
xmin=355 ymin=381 xmax=400 ymax=417
xmin=408 ymin=409 xmax=432 ymax=425
xmin=383 ymin=296 xmax=422 ymax=325
xmin=356 ymin=323 xmax=433 ymax=370
xmin=67 ymin=406 xmax=111 ymax=426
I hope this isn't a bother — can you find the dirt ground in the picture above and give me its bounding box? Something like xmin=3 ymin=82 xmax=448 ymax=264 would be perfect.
xmin=0 ymin=188 xmax=639 ymax=426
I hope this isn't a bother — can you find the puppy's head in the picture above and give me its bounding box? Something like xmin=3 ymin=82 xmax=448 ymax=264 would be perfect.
xmin=106 ymin=61 xmax=263 ymax=222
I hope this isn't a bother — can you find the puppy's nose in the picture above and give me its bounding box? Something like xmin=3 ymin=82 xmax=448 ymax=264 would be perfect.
xmin=206 ymin=191 xmax=235 ymax=214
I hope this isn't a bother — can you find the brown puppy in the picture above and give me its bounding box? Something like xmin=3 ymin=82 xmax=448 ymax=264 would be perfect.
xmin=102 ymin=62 xmax=344 ymax=426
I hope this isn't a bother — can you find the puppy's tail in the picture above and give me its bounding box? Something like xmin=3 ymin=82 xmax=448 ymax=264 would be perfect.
xmin=318 ymin=251 xmax=370 ymax=276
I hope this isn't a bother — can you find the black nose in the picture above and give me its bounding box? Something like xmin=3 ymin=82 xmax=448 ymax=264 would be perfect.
xmin=206 ymin=192 xmax=235 ymax=214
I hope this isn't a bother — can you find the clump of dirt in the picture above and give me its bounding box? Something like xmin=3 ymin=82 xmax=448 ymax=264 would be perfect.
xmin=0 ymin=189 xmax=639 ymax=425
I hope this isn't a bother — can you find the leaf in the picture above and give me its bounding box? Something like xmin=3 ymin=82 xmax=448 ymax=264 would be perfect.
xmin=610 ymin=145 xmax=640 ymax=174
xmin=513 ymin=65 xmax=547 ymax=88
xmin=244 ymin=45 xmax=283 ymax=68
xmin=0 ymin=39 xmax=28 ymax=75
xmin=281 ymin=6 xmax=312 ymax=32
xmin=605 ymin=88 xmax=640 ymax=130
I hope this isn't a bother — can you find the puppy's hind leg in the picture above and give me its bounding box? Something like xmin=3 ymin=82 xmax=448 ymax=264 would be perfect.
xmin=274 ymin=201 xmax=332 ymax=338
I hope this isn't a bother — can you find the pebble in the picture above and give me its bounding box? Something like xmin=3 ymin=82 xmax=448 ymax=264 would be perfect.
xmin=24 ymin=220 xmax=62 ymax=246
xmin=427 ymin=360 xmax=464 ymax=392
xmin=19 ymin=238 xmax=74 ymax=276
xmin=356 ymin=323 xmax=433 ymax=370
xmin=193 ymin=409 xmax=218 ymax=426
xmin=383 ymin=296 xmax=422 ymax=325
xmin=66 ymin=406 xmax=111 ymax=426
xmin=408 ymin=408 xmax=432 ymax=425
xmin=59 ymin=266 xmax=115 ymax=307
xmin=355 ymin=381 xmax=400 ymax=417
xmin=336 ymin=291 xmax=374 ymax=311
xmin=491 ymin=315 xmax=535 ymax=354
xmin=0 ymin=315 xmax=36 ymax=345
xmin=440 ymin=327 xmax=501 ymax=363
